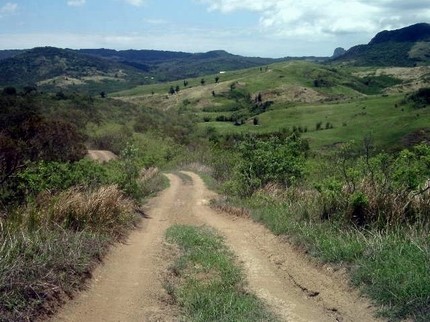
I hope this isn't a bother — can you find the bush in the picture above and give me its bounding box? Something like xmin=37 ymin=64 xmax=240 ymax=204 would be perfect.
xmin=407 ymin=87 xmax=430 ymax=108
xmin=89 ymin=125 xmax=133 ymax=155
xmin=230 ymin=133 xmax=308 ymax=196
xmin=316 ymin=142 xmax=430 ymax=226
xmin=16 ymin=159 xmax=107 ymax=198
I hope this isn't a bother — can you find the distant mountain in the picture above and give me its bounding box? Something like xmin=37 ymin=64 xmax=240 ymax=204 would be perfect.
xmin=333 ymin=23 xmax=430 ymax=66
xmin=332 ymin=47 xmax=346 ymax=58
xmin=0 ymin=46 xmax=328 ymax=91
xmin=0 ymin=47 xmax=283 ymax=89
xmin=79 ymin=48 xmax=193 ymax=63
xmin=369 ymin=23 xmax=430 ymax=44
xmin=78 ymin=49 xmax=287 ymax=81
xmin=0 ymin=47 xmax=142 ymax=89
xmin=0 ymin=49 xmax=23 ymax=60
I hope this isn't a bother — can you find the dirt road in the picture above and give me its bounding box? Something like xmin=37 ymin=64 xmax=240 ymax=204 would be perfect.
xmin=87 ymin=150 xmax=118 ymax=163
xmin=52 ymin=172 xmax=381 ymax=322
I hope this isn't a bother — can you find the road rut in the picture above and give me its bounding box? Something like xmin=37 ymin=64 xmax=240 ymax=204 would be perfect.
xmin=52 ymin=172 xmax=381 ymax=322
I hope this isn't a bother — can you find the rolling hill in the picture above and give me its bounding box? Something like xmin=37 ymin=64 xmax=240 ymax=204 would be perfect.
xmin=0 ymin=47 xmax=277 ymax=91
xmin=0 ymin=47 xmax=327 ymax=92
xmin=0 ymin=46 xmax=145 ymax=92
xmin=79 ymin=48 xmax=285 ymax=81
xmin=333 ymin=23 xmax=430 ymax=66
xmin=112 ymin=58 xmax=430 ymax=151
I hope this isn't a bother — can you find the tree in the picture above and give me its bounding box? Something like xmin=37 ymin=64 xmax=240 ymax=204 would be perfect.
xmin=212 ymin=90 xmax=216 ymax=97
xmin=23 ymin=86 xmax=37 ymax=95
xmin=2 ymin=87 xmax=17 ymax=96
xmin=0 ymin=96 xmax=87 ymax=189
xmin=100 ymin=91 xmax=106 ymax=98
xmin=215 ymin=76 xmax=220 ymax=83
xmin=175 ymin=85 xmax=180 ymax=93
xmin=183 ymin=80 xmax=188 ymax=87
xmin=169 ymin=86 xmax=175 ymax=95
xmin=200 ymin=78 xmax=205 ymax=86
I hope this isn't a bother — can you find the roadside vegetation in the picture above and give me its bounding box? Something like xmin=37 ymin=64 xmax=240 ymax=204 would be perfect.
xmin=165 ymin=225 xmax=278 ymax=322
xmin=132 ymin=61 xmax=428 ymax=321
xmin=0 ymin=90 xmax=172 ymax=320
xmin=205 ymin=134 xmax=430 ymax=321
xmin=2 ymin=58 xmax=430 ymax=321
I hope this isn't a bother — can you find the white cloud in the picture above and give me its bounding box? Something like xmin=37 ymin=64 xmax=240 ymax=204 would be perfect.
xmin=197 ymin=0 xmax=430 ymax=43
xmin=0 ymin=2 xmax=17 ymax=15
xmin=123 ymin=0 xmax=144 ymax=6
xmin=67 ymin=0 xmax=86 ymax=7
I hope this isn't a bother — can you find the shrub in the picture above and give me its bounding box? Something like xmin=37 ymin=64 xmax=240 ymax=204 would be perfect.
xmin=16 ymin=159 xmax=107 ymax=198
xmin=316 ymin=142 xmax=430 ymax=226
xmin=89 ymin=126 xmax=133 ymax=155
xmin=407 ymin=87 xmax=430 ymax=108
xmin=231 ymin=133 xmax=308 ymax=196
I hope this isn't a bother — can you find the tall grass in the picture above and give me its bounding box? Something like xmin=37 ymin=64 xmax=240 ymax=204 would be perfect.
xmin=219 ymin=190 xmax=430 ymax=321
xmin=0 ymin=228 xmax=110 ymax=321
xmin=0 ymin=185 xmax=138 ymax=321
xmin=7 ymin=185 xmax=137 ymax=237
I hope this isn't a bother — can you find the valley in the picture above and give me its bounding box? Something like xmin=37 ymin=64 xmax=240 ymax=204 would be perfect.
xmin=1 ymin=22 xmax=430 ymax=322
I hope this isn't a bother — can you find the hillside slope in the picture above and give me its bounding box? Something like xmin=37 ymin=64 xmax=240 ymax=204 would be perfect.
xmin=0 ymin=47 xmax=327 ymax=90
xmin=0 ymin=47 xmax=143 ymax=89
xmin=80 ymin=49 xmax=290 ymax=81
xmin=334 ymin=23 xmax=430 ymax=66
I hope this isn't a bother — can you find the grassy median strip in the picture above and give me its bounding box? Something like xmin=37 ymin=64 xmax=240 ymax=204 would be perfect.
xmin=165 ymin=225 xmax=278 ymax=322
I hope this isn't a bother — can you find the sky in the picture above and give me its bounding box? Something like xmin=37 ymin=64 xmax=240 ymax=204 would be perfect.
xmin=0 ymin=0 xmax=429 ymax=57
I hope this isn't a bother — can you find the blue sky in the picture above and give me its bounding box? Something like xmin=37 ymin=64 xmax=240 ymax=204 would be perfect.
xmin=1 ymin=0 xmax=430 ymax=57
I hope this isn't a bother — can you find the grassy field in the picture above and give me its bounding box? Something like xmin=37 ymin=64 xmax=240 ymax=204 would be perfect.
xmin=199 ymin=95 xmax=430 ymax=149
xmin=113 ymin=61 xmax=430 ymax=151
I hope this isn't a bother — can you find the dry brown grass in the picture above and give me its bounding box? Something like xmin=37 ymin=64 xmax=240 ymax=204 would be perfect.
xmin=0 ymin=184 xmax=139 ymax=321
xmin=139 ymin=167 xmax=159 ymax=183
xmin=17 ymin=185 xmax=137 ymax=239
xmin=210 ymin=197 xmax=251 ymax=218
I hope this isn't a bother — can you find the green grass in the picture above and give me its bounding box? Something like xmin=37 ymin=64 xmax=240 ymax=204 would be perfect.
xmin=165 ymin=225 xmax=278 ymax=322
xmin=353 ymin=231 xmax=430 ymax=321
xmin=112 ymin=60 xmax=430 ymax=152
xmin=113 ymin=61 xmax=366 ymax=98
xmin=198 ymin=95 xmax=430 ymax=150
xmin=221 ymin=195 xmax=430 ymax=321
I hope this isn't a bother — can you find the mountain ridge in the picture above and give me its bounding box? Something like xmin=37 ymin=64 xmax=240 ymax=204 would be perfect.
xmin=333 ymin=23 xmax=430 ymax=66
xmin=0 ymin=47 xmax=326 ymax=90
